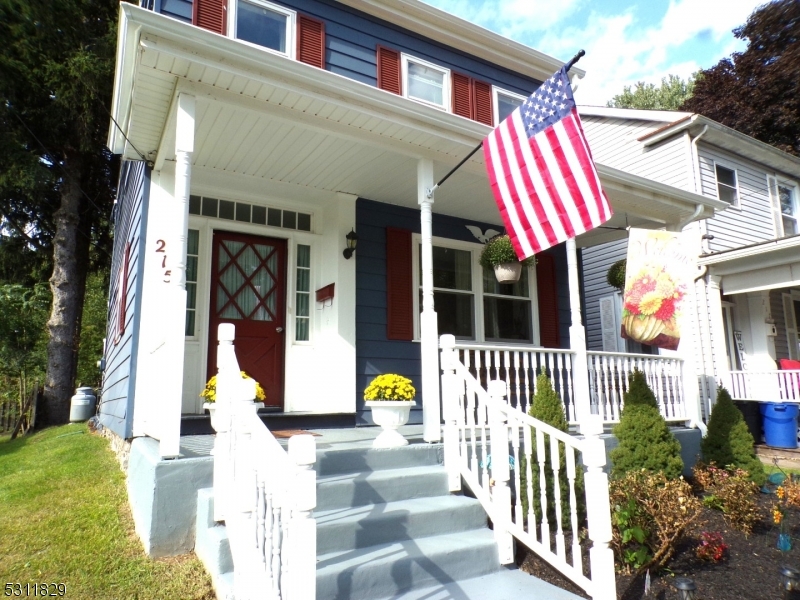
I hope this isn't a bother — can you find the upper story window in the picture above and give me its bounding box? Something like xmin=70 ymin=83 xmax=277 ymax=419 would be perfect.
xmin=402 ymin=55 xmax=450 ymax=110
xmin=714 ymin=165 xmax=739 ymax=206
xmin=493 ymin=88 xmax=526 ymax=125
xmin=780 ymin=182 xmax=799 ymax=236
xmin=231 ymin=0 xmax=296 ymax=57
xmin=715 ymin=164 xmax=739 ymax=206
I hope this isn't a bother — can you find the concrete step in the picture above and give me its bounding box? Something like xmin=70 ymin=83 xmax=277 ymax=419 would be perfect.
xmin=316 ymin=528 xmax=500 ymax=600
xmin=315 ymin=443 xmax=443 ymax=476
xmin=315 ymin=494 xmax=487 ymax=554
xmin=374 ymin=565 xmax=586 ymax=600
xmin=195 ymin=489 xmax=234 ymax=598
xmin=316 ymin=464 xmax=448 ymax=510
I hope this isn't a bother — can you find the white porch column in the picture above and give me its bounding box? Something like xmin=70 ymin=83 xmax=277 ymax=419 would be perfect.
xmin=419 ymin=159 xmax=441 ymax=442
xmin=566 ymin=238 xmax=591 ymax=425
xmin=707 ymin=274 xmax=730 ymax=383
xmin=160 ymin=92 xmax=195 ymax=458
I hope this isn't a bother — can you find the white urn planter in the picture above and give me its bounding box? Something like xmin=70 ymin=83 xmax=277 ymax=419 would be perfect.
xmin=494 ymin=262 xmax=522 ymax=283
xmin=203 ymin=402 xmax=220 ymax=430
xmin=366 ymin=401 xmax=416 ymax=448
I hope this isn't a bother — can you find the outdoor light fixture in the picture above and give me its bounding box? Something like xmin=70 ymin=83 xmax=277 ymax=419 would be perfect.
xmin=343 ymin=229 xmax=358 ymax=259
xmin=781 ymin=566 xmax=800 ymax=596
xmin=672 ymin=577 xmax=697 ymax=600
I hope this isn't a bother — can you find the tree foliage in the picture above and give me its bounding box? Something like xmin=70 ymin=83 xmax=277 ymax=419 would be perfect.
xmin=681 ymin=0 xmax=800 ymax=156
xmin=700 ymin=387 xmax=766 ymax=485
xmin=0 ymin=0 xmax=122 ymax=424
xmin=607 ymin=75 xmax=695 ymax=111
xmin=611 ymin=372 xmax=684 ymax=480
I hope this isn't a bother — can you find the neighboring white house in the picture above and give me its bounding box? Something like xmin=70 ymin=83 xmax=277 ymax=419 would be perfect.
xmin=579 ymin=106 xmax=800 ymax=415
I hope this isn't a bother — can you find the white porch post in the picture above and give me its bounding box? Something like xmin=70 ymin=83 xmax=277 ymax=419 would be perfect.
xmin=160 ymin=92 xmax=195 ymax=458
xmin=566 ymin=238 xmax=591 ymax=424
xmin=419 ymin=159 xmax=441 ymax=442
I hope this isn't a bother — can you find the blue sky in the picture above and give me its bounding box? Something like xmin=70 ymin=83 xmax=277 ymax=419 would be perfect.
xmin=422 ymin=0 xmax=764 ymax=105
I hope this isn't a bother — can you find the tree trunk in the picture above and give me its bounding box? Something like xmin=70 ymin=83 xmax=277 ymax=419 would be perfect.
xmin=39 ymin=153 xmax=91 ymax=427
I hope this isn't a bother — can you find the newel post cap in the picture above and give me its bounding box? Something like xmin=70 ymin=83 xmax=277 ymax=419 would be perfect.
xmin=218 ymin=323 xmax=235 ymax=343
xmin=289 ymin=434 xmax=317 ymax=466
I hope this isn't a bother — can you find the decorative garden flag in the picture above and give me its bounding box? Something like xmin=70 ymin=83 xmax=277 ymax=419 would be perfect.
xmin=483 ymin=66 xmax=612 ymax=259
xmin=621 ymin=229 xmax=694 ymax=350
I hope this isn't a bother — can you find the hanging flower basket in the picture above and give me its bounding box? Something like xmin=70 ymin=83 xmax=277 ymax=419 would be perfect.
xmin=479 ymin=235 xmax=534 ymax=283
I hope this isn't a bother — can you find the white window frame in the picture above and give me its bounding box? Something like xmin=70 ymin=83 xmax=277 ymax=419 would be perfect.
xmin=229 ymin=0 xmax=296 ymax=59
xmin=410 ymin=234 xmax=539 ymax=345
xmin=778 ymin=179 xmax=800 ymax=237
xmin=492 ymin=87 xmax=527 ymax=126
xmin=401 ymin=54 xmax=451 ymax=111
xmin=713 ymin=162 xmax=740 ymax=208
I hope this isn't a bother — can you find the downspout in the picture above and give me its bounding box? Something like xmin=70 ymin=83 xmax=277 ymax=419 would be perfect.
xmin=689 ymin=124 xmax=711 ymax=252
xmin=691 ymin=264 xmax=710 ymax=436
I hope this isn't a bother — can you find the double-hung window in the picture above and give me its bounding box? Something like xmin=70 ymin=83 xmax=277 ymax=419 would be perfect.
xmin=413 ymin=237 xmax=536 ymax=343
xmin=231 ymin=0 xmax=296 ymax=58
xmin=493 ymin=87 xmax=526 ymax=125
xmin=402 ymin=55 xmax=450 ymax=110
xmin=715 ymin=164 xmax=739 ymax=206
xmin=779 ymin=182 xmax=799 ymax=236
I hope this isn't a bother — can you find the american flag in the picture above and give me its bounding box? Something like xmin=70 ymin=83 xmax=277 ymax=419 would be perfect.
xmin=483 ymin=66 xmax=612 ymax=259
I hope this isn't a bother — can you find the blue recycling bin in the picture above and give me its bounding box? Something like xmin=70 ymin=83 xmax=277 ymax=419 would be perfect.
xmin=760 ymin=402 xmax=799 ymax=448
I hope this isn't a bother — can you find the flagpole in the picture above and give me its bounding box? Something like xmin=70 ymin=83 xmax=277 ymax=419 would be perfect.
xmin=425 ymin=49 xmax=586 ymax=198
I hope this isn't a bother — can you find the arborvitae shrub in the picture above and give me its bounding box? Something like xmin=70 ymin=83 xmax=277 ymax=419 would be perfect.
xmin=520 ymin=373 xmax=585 ymax=530
xmin=610 ymin=372 xmax=683 ymax=480
xmin=701 ymin=387 xmax=766 ymax=486
xmin=623 ymin=369 xmax=658 ymax=409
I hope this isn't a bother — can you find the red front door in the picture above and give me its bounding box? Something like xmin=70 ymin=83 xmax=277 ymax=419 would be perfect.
xmin=208 ymin=231 xmax=286 ymax=409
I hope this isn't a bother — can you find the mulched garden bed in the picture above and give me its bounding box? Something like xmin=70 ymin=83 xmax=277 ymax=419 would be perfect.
xmin=519 ymin=486 xmax=800 ymax=599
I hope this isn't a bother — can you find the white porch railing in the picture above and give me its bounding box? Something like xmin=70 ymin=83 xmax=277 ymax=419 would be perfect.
xmin=441 ymin=335 xmax=616 ymax=600
xmin=727 ymin=370 xmax=800 ymax=402
xmin=587 ymin=351 xmax=686 ymax=423
xmin=211 ymin=324 xmax=317 ymax=600
xmin=454 ymin=342 xmax=687 ymax=424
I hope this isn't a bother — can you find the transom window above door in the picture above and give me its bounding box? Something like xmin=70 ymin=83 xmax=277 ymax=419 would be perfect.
xmin=232 ymin=0 xmax=295 ymax=57
xmin=402 ymin=55 xmax=450 ymax=110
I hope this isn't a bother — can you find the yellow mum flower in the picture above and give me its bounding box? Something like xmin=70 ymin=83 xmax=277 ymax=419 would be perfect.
xmin=638 ymin=291 xmax=663 ymax=316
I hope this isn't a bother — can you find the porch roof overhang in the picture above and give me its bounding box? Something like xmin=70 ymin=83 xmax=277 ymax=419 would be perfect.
xmin=698 ymin=234 xmax=800 ymax=295
xmin=108 ymin=5 xmax=722 ymax=248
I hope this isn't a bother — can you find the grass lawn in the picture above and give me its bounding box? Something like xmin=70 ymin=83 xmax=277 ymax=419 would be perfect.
xmin=0 ymin=424 xmax=215 ymax=600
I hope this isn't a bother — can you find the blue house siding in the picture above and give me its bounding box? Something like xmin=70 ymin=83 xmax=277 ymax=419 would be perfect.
xmin=153 ymin=0 xmax=540 ymax=96
xmin=99 ymin=161 xmax=151 ymax=439
xmin=355 ymin=198 xmax=569 ymax=424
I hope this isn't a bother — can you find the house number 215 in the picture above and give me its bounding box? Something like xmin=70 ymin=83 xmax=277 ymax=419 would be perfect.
xmin=156 ymin=239 xmax=171 ymax=282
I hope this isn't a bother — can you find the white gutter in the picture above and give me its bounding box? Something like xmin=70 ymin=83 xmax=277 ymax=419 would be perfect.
xmin=675 ymin=203 xmax=704 ymax=231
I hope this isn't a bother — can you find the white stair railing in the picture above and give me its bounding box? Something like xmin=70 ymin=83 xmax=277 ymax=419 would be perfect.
xmin=441 ymin=335 xmax=616 ymax=600
xmin=211 ymin=324 xmax=317 ymax=600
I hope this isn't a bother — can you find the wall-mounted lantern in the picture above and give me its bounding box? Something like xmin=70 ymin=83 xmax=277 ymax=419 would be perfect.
xmin=343 ymin=229 xmax=358 ymax=259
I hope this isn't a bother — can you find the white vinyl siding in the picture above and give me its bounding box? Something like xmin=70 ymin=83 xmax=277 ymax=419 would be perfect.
xmin=580 ymin=116 xmax=693 ymax=191
xmin=698 ymin=146 xmax=776 ymax=251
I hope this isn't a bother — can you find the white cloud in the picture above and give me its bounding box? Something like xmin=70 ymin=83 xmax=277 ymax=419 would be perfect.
xmin=424 ymin=0 xmax=763 ymax=105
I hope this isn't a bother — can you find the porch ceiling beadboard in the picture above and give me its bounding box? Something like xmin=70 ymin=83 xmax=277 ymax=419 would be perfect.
xmin=111 ymin=4 xmax=722 ymax=248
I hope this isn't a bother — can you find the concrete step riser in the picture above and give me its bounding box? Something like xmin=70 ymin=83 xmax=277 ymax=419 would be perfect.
xmin=195 ymin=489 xmax=234 ymax=599
xmin=316 ymin=470 xmax=449 ymax=511
xmin=315 ymin=445 xmax=443 ymax=476
xmin=316 ymin=535 xmax=500 ymax=600
xmin=316 ymin=499 xmax=487 ymax=554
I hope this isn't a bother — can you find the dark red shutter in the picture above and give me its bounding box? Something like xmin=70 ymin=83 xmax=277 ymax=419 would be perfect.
xmin=536 ymin=253 xmax=560 ymax=348
xmin=193 ymin=0 xmax=227 ymax=35
xmin=297 ymin=15 xmax=325 ymax=69
xmin=452 ymin=72 xmax=473 ymax=119
xmin=386 ymin=228 xmax=414 ymax=340
xmin=377 ymin=46 xmax=402 ymax=95
xmin=473 ymin=80 xmax=493 ymax=126
xmin=115 ymin=242 xmax=131 ymax=345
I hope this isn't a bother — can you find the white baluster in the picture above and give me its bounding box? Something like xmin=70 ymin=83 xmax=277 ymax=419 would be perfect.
xmin=524 ymin=423 xmax=535 ymax=533
xmin=513 ymin=351 xmax=522 ymax=411
xmin=550 ymin=435 xmax=565 ymax=559
xmin=580 ymin=415 xmax=616 ymax=600
xmin=522 ymin=351 xmax=532 ymax=414
xmin=536 ymin=428 xmax=549 ymax=547
xmin=488 ymin=380 xmax=514 ymax=565
xmin=566 ymin=448 xmax=581 ymax=572
xmin=511 ymin=418 xmax=523 ymax=526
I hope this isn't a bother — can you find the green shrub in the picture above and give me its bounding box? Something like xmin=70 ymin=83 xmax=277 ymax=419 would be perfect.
xmin=700 ymin=387 xmax=765 ymax=486
xmin=478 ymin=234 xmax=535 ymax=269
xmin=610 ymin=371 xmax=683 ymax=479
xmin=520 ymin=373 xmax=584 ymax=531
xmin=606 ymin=259 xmax=627 ymax=290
